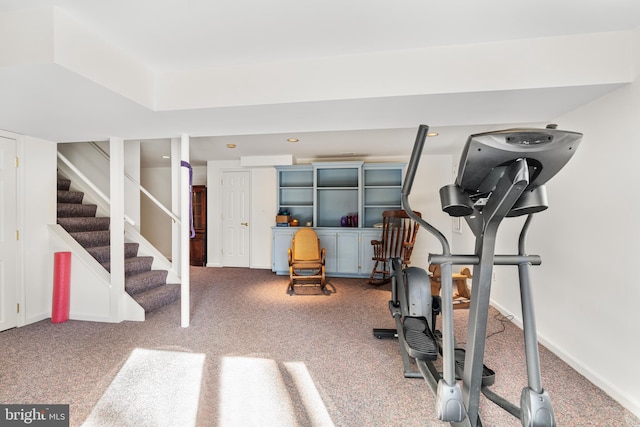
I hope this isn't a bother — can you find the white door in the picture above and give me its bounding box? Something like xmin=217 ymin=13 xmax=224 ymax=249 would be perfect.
xmin=221 ymin=170 xmax=250 ymax=267
xmin=0 ymin=135 xmax=18 ymax=332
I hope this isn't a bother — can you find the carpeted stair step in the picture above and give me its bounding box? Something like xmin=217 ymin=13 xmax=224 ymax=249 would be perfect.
xmin=132 ymin=283 xmax=180 ymax=313
xmin=57 ymin=190 xmax=84 ymax=204
xmin=57 ymin=203 xmax=98 ymax=218
xmin=57 ymin=176 xmax=71 ymax=191
xmin=56 ymin=174 xmax=179 ymax=316
xmin=58 ymin=217 xmax=110 ymax=233
xmin=102 ymin=256 xmax=154 ymax=275
xmin=70 ymin=230 xmax=110 ymax=248
xmin=126 ymin=270 xmax=169 ymax=295
xmin=86 ymin=243 xmax=140 ymax=264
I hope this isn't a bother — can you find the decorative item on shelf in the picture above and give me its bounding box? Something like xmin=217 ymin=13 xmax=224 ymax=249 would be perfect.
xmin=341 ymin=213 xmax=358 ymax=227
xmin=276 ymin=209 xmax=291 ymax=227
xmin=290 ymin=218 xmax=300 ymax=227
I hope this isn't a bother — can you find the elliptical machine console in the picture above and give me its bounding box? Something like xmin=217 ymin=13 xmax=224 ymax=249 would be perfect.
xmin=378 ymin=124 xmax=582 ymax=427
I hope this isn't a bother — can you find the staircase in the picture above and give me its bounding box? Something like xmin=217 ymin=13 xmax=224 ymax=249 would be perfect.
xmin=56 ymin=174 xmax=180 ymax=314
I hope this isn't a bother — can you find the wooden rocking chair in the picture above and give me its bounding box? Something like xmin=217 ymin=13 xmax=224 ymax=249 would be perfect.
xmin=369 ymin=210 xmax=421 ymax=285
xmin=288 ymin=228 xmax=326 ymax=294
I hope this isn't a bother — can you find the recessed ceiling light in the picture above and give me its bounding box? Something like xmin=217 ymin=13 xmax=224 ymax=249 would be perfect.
xmin=226 ymin=143 xmax=236 ymax=149
xmin=161 ymin=155 xmax=170 ymax=159
xmin=427 ymin=132 xmax=439 ymax=137
xmin=287 ymin=138 xmax=299 ymax=143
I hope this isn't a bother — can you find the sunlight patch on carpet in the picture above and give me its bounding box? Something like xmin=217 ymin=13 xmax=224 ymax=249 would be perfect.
xmin=219 ymin=356 xmax=297 ymax=426
xmin=283 ymin=362 xmax=334 ymax=427
xmin=82 ymin=348 xmax=205 ymax=427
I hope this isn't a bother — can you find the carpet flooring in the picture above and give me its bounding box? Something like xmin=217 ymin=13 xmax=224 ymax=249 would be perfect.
xmin=0 ymin=267 xmax=638 ymax=427
xmin=82 ymin=348 xmax=205 ymax=427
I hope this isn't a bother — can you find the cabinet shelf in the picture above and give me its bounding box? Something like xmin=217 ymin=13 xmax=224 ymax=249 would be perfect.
xmin=279 ymin=169 xmax=313 ymax=187
xmin=278 ymin=167 xmax=313 ymax=224
xmin=364 ymin=168 xmax=402 ymax=186
xmin=362 ymin=164 xmax=404 ymax=227
xmin=276 ymin=162 xmax=405 ymax=229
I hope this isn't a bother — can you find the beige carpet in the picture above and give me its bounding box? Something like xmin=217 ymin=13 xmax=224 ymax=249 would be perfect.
xmin=82 ymin=348 xmax=205 ymax=427
xmin=1 ymin=267 xmax=639 ymax=426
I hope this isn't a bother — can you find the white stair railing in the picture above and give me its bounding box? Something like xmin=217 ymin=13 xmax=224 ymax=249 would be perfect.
xmin=57 ymin=152 xmax=136 ymax=226
xmin=87 ymin=142 xmax=181 ymax=224
xmin=57 ymin=143 xmax=189 ymax=326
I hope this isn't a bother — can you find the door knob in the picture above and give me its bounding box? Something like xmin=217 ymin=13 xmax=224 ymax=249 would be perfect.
xmin=241 ymin=222 xmax=249 ymax=226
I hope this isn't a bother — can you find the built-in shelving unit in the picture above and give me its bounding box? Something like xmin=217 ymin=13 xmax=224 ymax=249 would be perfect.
xmin=362 ymin=164 xmax=403 ymax=227
xmin=273 ymin=161 xmax=405 ymax=277
xmin=315 ymin=163 xmax=360 ymax=227
xmin=277 ymin=166 xmax=313 ymax=226
xmin=276 ymin=161 xmax=405 ymax=229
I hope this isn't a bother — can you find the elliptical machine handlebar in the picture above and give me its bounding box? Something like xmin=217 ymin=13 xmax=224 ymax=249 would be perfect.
xmin=401 ymin=125 xmax=463 ymax=406
xmin=401 ymin=124 xmax=451 ymax=255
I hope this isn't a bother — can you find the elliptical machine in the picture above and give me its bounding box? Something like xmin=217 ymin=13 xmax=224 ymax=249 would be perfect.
xmin=376 ymin=124 xmax=582 ymax=427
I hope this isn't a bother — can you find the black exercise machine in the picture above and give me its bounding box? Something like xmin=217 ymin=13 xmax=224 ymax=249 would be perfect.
xmin=374 ymin=124 xmax=582 ymax=427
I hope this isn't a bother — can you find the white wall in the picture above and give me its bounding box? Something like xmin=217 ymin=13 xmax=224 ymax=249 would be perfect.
xmin=140 ymin=167 xmax=173 ymax=256
xmin=140 ymin=165 xmax=206 ymax=258
xmin=486 ymin=28 xmax=640 ymax=418
xmin=403 ymin=154 xmax=454 ymax=271
xmin=250 ymin=167 xmax=278 ymax=269
xmin=203 ymin=155 xmax=451 ymax=271
xmin=124 ymin=141 xmax=141 ymax=231
xmin=21 ymin=134 xmax=57 ymax=324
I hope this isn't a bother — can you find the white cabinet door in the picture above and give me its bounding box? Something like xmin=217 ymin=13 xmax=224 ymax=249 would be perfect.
xmin=317 ymin=230 xmax=359 ymax=275
xmin=316 ymin=230 xmax=337 ymax=273
xmin=336 ymin=232 xmax=359 ymax=274
xmin=272 ymin=229 xmax=294 ymax=273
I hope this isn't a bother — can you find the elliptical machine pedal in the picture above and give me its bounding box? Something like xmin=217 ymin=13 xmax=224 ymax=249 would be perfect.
xmin=454 ymin=348 xmax=495 ymax=387
xmin=402 ymin=317 xmax=438 ymax=360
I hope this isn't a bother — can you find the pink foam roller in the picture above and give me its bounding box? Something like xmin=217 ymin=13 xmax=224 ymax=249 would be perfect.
xmin=52 ymin=252 xmax=71 ymax=323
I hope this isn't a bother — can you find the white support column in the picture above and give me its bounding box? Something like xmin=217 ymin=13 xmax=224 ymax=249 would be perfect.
xmin=109 ymin=137 xmax=126 ymax=322
xmin=170 ymin=138 xmax=181 ymax=275
xmin=180 ymin=134 xmax=190 ymax=327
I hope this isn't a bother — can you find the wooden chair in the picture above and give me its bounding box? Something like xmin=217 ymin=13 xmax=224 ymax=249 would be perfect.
xmin=369 ymin=210 xmax=421 ymax=285
xmin=288 ymin=228 xmax=326 ymax=294
xmin=428 ymin=264 xmax=472 ymax=309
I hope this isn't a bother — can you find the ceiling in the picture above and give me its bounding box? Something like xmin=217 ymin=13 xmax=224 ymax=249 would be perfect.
xmin=1 ymin=0 xmax=639 ymax=166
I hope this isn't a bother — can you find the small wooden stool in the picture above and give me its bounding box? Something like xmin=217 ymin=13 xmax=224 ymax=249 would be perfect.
xmin=428 ymin=265 xmax=472 ymax=309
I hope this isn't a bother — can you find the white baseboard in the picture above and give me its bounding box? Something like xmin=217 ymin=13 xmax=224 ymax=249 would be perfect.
xmin=490 ymin=300 xmax=640 ymax=420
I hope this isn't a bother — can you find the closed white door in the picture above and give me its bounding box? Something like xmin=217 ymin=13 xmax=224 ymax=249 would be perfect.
xmin=221 ymin=170 xmax=250 ymax=267
xmin=0 ymin=135 xmax=18 ymax=332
